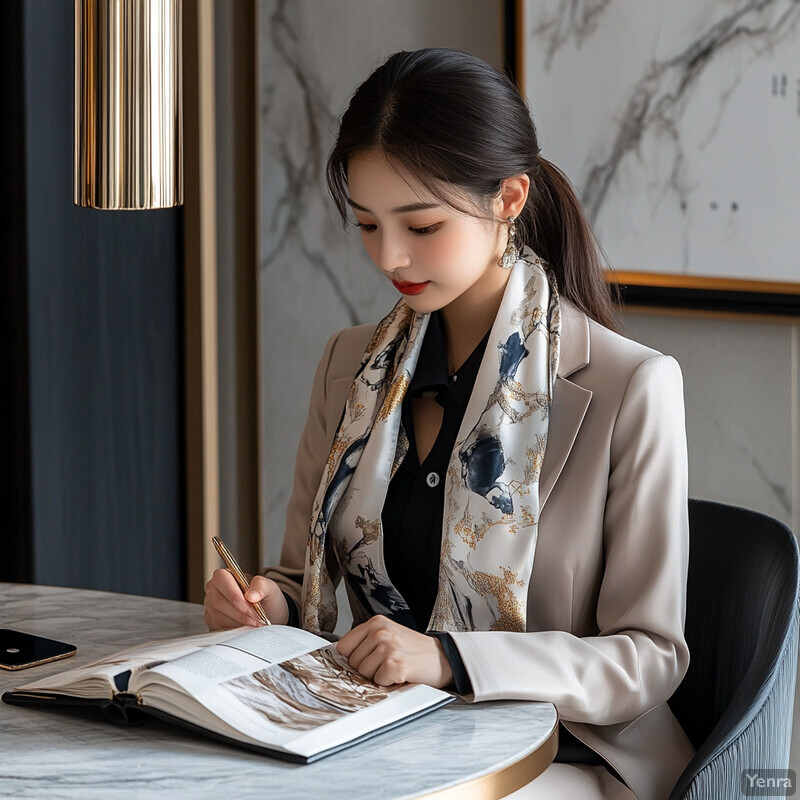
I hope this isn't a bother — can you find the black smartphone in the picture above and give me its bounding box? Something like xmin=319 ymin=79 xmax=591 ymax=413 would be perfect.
xmin=0 ymin=629 xmax=77 ymax=670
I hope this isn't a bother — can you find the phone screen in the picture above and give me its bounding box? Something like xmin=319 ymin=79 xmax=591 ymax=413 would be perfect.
xmin=0 ymin=629 xmax=77 ymax=670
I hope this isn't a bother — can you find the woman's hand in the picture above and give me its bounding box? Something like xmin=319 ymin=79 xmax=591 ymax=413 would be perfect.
xmin=203 ymin=569 xmax=290 ymax=630
xmin=336 ymin=615 xmax=454 ymax=688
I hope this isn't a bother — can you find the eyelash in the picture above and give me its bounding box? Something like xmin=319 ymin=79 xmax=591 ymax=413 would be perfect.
xmin=353 ymin=222 xmax=441 ymax=235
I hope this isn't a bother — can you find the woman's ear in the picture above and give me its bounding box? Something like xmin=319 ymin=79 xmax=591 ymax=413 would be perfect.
xmin=496 ymin=174 xmax=530 ymax=220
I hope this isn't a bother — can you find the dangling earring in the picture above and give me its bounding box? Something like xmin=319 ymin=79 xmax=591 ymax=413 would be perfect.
xmin=498 ymin=216 xmax=518 ymax=269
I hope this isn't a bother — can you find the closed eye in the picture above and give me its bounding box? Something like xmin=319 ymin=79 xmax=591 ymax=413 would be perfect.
xmin=354 ymin=222 xmax=377 ymax=232
xmin=410 ymin=223 xmax=441 ymax=235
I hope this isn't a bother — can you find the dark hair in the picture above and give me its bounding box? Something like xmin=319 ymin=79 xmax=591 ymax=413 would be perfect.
xmin=326 ymin=48 xmax=620 ymax=331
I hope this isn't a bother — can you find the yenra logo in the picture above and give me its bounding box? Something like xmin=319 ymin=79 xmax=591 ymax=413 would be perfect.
xmin=741 ymin=769 xmax=796 ymax=796
xmin=747 ymin=774 xmax=792 ymax=789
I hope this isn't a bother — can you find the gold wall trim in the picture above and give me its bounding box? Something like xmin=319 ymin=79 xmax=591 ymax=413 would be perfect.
xmin=183 ymin=0 xmax=219 ymax=602
xmin=514 ymin=0 xmax=525 ymax=95
xmin=611 ymin=270 xmax=800 ymax=296
xmin=183 ymin=0 xmax=260 ymax=600
xmin=418 ymin=718 xmax=558 ymax=800
xmin=230 ymin=0 xmax=260 ymax=572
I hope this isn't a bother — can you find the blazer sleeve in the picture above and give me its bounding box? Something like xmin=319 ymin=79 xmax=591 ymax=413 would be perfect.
xmin=448 ymin=354 xmax=690 ymax=726
xmin=261 ymin=330 xmax=344 ymax=610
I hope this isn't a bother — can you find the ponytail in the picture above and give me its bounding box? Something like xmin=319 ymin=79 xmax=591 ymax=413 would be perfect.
xmin=519 ymin=157 xmax=620 ymax=332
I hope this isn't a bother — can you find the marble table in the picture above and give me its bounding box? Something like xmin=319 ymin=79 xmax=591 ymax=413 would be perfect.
xmin=0 ymin=583 xmax=558 ymax=799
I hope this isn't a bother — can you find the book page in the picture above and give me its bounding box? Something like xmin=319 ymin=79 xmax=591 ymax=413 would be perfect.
xmin=217 ymin=626 xmax=327 ymax=665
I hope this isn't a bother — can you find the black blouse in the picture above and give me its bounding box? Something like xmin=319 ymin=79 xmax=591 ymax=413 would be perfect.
xmin=380 ymin=311 xmax=488 ymax=694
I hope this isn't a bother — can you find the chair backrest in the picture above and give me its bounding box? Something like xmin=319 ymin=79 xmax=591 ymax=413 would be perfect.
xmin=668 ymin=499 xmax=800 ymax=798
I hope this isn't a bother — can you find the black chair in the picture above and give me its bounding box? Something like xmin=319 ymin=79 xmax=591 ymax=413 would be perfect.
xmin=668 ymin=499 xmax=800 ymax=799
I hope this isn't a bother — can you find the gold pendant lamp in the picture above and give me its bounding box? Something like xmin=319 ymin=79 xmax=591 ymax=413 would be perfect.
xmin=74 ymin=0 xmax=183 ymax=209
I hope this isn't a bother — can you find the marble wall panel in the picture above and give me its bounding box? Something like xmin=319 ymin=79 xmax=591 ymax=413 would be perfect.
xmin=522 ymin=0 xmax=800 ymax=282
xmin=622 ymin=310 xmax=798 ymax=529
xmin=257 ymin=0 xmax=502 ymax=570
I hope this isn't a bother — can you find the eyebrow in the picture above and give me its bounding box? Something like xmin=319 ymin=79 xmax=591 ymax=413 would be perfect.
xmin=347 ymin=198 xmax=440 ymax=214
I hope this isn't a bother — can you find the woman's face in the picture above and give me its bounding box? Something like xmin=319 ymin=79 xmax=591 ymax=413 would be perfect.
xmin=346 ymin=149 xmax=510 ymax=316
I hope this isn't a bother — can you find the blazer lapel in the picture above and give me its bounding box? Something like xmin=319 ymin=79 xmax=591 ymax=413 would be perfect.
xmin=539 ymin=377 xmax=592 ymax=510
xmin=539 ymin=301 xmax=593 ymax=512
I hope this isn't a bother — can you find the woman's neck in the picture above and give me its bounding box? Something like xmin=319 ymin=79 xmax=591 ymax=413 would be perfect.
xmin=440 ymin=270 xmax=510 ymax=374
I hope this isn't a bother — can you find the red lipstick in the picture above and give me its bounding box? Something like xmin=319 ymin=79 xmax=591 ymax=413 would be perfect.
xmin=392 ymin=280 xmax=430 ymax=296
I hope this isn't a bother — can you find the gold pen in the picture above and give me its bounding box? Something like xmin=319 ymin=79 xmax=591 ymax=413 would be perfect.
xmin=212 ymin=536 xmax=272 ymax=625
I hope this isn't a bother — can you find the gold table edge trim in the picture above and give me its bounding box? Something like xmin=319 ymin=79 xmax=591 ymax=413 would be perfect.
xmin=415 ymin=715 xmax=559 ymax=800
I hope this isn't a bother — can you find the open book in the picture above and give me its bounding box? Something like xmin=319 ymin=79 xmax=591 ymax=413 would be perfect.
xmin=2 ymin=625 xmax=454 ymax=763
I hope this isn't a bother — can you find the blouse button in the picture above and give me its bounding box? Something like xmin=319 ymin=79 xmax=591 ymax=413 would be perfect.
xmin=426 ymin=472 xmax=440 ymax=488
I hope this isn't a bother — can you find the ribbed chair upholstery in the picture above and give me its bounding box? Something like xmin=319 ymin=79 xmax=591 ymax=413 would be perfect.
xmin=668 ymin=499 xmax=800 ymax=799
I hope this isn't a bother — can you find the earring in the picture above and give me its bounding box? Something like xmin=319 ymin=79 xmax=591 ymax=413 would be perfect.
xmin=498 ymin=216 xmax=518 ymax=269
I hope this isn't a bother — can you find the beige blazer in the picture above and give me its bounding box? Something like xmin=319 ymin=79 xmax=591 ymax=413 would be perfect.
xmin=265 ymin=299 xmax=695 ymax=800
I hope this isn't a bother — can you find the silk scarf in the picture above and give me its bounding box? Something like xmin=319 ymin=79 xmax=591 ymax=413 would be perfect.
xmin=301 ymin=249 xmax=561 ymax=634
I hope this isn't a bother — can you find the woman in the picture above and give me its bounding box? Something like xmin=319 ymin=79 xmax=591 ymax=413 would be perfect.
xmin=204 ymin=48 xmax=693 ymax=799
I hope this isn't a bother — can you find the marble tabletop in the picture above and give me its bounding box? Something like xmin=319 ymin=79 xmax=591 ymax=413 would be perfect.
xmin=0 ymin=583 xmax=557 ymax=800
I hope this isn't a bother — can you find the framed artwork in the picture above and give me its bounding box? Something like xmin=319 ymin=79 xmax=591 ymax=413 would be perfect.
xmin=511 ymin=0 xmax=800 ymax=315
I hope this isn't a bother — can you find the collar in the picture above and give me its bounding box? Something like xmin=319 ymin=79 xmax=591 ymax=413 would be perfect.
xmin=408 ymin=311 xmax=489 ymax=406
xmin=408 ymin=310 xmax=448 ymax=393
xmin=557 ymin=298 xmax=591 ymax=378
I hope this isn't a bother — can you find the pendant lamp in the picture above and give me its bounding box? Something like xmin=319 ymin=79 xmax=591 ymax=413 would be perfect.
xmin=74 ymin=0 xmax=183 ymax=209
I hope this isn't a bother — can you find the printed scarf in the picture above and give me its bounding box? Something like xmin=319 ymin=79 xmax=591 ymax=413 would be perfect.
xmin=301 ymin=250 xmax=560 ymax=633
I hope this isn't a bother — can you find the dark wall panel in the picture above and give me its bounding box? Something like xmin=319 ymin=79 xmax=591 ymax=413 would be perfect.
xmin=22 ymin=0 xmax=184 ymax=598
xmin=0 ymin=0 xmax=33 ymax=583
